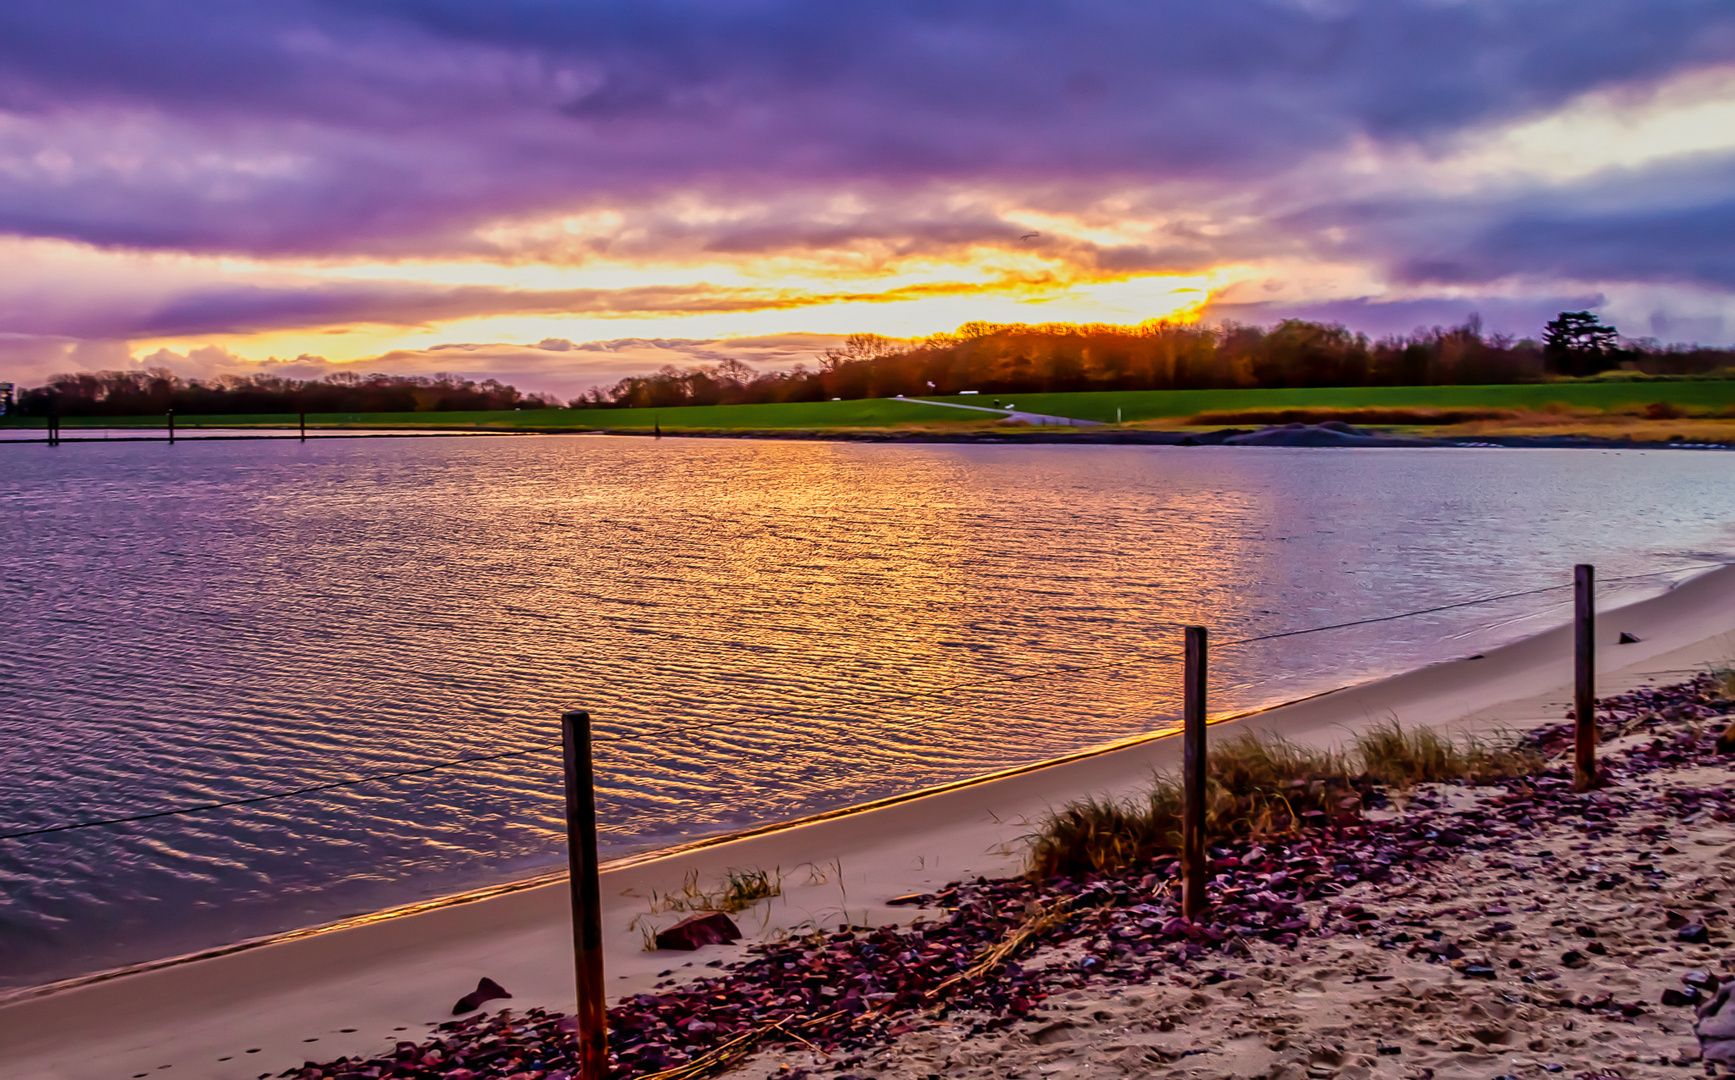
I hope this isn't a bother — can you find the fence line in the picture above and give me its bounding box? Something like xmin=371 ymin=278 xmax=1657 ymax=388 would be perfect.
xmin=0 ymin=561 xmax=1713 ymax=843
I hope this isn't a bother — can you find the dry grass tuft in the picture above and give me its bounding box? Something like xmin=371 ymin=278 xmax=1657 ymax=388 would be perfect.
xmin=926 ymin=898 xmax=1076 ymax=1001
xmin=1643 ymin=401 xmax=1689 ymax=420
xmin=1026 ymin=724 xmax=1541 ymax=879
xmin=1355 ymin=720 xmax=1541 ymax=787
xmin=629 ymin=866 xmax=784 ymax=949
xmin=1027 ymin=733 xmax=1358 ymax=879
xmin=641 ymin=866 xmax=781 ymax=916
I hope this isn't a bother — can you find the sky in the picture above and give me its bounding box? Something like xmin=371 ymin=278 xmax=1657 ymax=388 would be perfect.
xmin=2 ymin=1 xmax=1734 ymax=399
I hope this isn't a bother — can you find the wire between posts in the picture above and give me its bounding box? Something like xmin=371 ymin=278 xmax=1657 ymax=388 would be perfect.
xmin=0 ymin=560 xmax=1715 ymax=842
xmin=602 ymin=564 xmax=1702 ymax=746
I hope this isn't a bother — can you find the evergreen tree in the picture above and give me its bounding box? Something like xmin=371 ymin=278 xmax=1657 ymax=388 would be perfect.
xmin=1543 ymin=311 xmax=1619 ymax=376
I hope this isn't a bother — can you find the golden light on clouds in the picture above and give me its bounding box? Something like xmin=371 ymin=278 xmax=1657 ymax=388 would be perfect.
xmin=133 ymin=269 xmax=1218 ymax=366
xmin=118 ymin=214 xmax=1227 ymax=366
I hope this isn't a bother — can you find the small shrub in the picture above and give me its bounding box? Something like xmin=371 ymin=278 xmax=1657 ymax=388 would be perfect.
xmin=1644 ymin=401 xmax=1688 ymax=420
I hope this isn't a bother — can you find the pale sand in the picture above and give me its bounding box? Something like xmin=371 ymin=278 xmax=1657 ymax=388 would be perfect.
xmin=736 ymin=763 xmax=1735 ymax=1080
xmin=6 ymin=566 xmax=1735 ymax=1079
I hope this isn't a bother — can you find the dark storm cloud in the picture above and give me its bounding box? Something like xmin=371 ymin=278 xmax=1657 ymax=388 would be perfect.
xmin=1398 ymin=165 xmax=1735 ymax=291
xmin=1200 ymin=294 xmax=1607 ymax=342
xmin=1268 ymin=153 xmax=1735 ymax=292
xmin=0 ymin=1 xmax=1731 ymax=257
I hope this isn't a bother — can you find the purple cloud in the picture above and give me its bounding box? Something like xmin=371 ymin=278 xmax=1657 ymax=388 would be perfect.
xmin=1399 ymin=164 xmax=1735 ymax=291
xmin=1200 ymin=294 xmax=1608 ymax=343
xmin=0 ymin=1 xmax=1729 ymax=259
xmin=0 ymin=278 xmax=936 ymax=340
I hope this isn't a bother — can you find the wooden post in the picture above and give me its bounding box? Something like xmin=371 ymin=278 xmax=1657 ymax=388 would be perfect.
xmin=1574 ymin=564 xmax=1597 ymax=790
xmin=167 ymin=409 xmax=175 ymax=444
xmin=1182 ymin=625 xmax=1208 ymax=920
xmin=560 ymin=710 xmax=607 ymax=1080
xmin=299 ymin=412 xmax=306 ymax=442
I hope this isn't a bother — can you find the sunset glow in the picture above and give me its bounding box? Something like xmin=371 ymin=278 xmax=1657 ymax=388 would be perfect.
xmin=1 ymin=3 xmax=1732 ymax=398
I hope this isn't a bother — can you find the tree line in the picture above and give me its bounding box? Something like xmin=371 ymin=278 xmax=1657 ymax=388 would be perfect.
xmin=579 ymin=314 xmax=1735 ymax=410
xmin=9 ymin=370 xmax=560 ymax=417
xmin=8 ymin=313 xmax=1733 ymax=417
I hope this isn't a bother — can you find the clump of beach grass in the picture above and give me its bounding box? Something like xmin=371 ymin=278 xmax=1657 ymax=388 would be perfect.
xmin=629 ymin=866 xmax=785 ymax=948
xmin=1709 ymin=663 xmax=1735 ymax=702
xmin=1354 ymin=720 xmax=1541 ymax=787
xmin=1027 ymin=732 xmax=1358 ymax=880
xmin=642 ymin=866 xmax=783 ymax=916
xmin=1026 ymin=723 xmax=1541 ymax=879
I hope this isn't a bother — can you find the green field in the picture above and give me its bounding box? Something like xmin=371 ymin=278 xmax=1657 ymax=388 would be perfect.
xmin=7 ymin=380 xmax=1735 ymax=432
xmin=922 ymin=382 xmax=1735 ymax=423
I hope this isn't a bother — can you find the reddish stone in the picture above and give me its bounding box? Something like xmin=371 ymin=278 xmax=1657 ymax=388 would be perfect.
xmin=451 ymin=977 xmax=511 ymax=1015
xmin=655 ymin=912 xmax=743 ymax=951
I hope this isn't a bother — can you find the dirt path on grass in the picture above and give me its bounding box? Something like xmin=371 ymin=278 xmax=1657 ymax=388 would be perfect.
xmin=898 ymin=398 xmax=1100 ymax=426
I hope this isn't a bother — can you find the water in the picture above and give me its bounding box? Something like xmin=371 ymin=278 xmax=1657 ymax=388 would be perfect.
xmin=1 ymin=436 xmax=1732 ymax=989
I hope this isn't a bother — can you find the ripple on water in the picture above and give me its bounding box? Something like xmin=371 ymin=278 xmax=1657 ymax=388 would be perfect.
xmin=0 ymin=437 xmax=1731 ymax=987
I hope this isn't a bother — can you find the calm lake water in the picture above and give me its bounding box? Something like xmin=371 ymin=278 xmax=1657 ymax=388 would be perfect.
xmin=2 ymin=436 xmax=1732 ymax=988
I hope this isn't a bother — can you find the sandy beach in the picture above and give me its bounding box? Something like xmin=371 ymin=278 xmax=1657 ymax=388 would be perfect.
xmin=6 ymin=566 xmax=1735 ymax=1080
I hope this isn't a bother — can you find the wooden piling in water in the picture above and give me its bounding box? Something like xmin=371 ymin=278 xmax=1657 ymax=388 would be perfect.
xmin=1182 ymin=625 xmax=1208 ymax=920
xmin=1574 ymin=564 xmax=1597 ymax=790
xmin=560 ymin=710 xmax=607 ymax=1080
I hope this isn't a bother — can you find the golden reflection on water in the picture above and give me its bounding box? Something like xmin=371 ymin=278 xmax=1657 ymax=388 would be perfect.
xmin=3 ymin=436 xmax=1731 ymax=987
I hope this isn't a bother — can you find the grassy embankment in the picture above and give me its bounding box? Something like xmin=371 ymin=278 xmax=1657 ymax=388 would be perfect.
xmin=954 ymin=382 xmax=1735 ymax=440
xmin=9 ymin=380 xmax=1735 ymax=436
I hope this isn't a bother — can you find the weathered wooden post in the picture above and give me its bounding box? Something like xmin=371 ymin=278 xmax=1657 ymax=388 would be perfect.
xmin=1574 ymin=564 xmax=1597 ymax=790
xmin=167 ymin=409 xmax=176 ymax=444
xmin=299 ymin=412 xmax=307 ymax=442
xmin=560 ymin=710 xmax=607 ymax=1080
xmin=1182 ymin=625 xmax=1208 ymax=920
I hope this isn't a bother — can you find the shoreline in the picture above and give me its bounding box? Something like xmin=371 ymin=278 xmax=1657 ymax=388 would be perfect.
xmin=5 ymin=423 xmax=1733 ymax=450
xmin=587 ymin=425 xmax=1735 ymax=450
xmin=0 ymin=677 xmax=1355 ymax=1009
xmin=6 ymin=564 xmax=1735 ymax=1078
